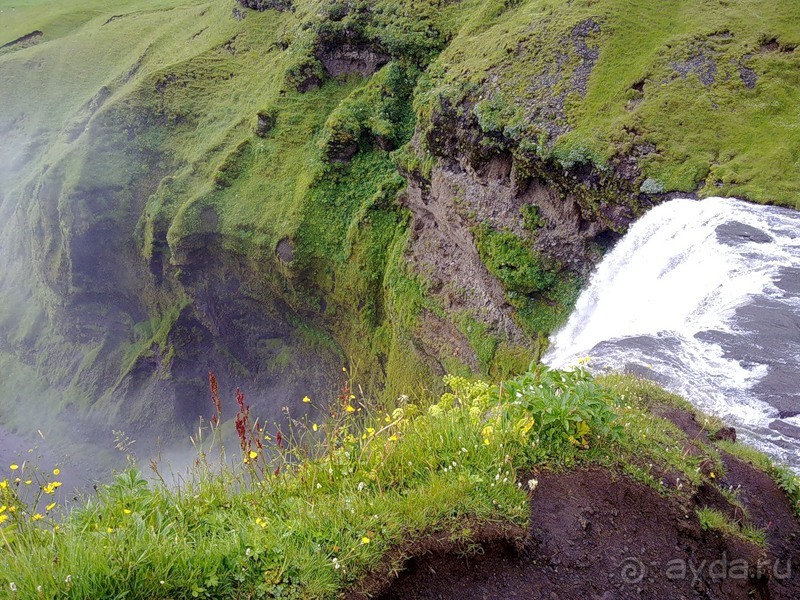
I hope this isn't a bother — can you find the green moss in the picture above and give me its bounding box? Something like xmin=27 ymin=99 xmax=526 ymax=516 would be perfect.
xmin=473 ymin=224 xmax=556 ymax=295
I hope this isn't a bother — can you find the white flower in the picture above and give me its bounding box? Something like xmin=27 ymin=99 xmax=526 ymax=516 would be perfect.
xmin=527 ymin=478 xmax=539 ymax=491
xmin=357 ymin=482 xmax=366 ymax=491
xmin=9 ymin=582 xmax=16 ymax=592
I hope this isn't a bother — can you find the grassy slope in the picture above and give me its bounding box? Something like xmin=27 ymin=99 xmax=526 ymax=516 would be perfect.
xmin=425 ymin=0 xmax=800 ymax=206
xmin=0 ymin=368 xmax=796 ymax=598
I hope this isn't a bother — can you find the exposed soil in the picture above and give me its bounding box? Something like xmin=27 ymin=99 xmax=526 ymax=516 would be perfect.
xmin=350 ymin=408 xmax=800 ymax=600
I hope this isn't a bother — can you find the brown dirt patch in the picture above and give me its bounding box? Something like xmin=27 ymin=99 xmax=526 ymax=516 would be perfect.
xmin=358 ymin=465 xmax=799 ymax=600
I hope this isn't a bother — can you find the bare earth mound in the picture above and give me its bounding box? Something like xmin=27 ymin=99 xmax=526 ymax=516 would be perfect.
xmin=362 ymin=406 xmax=800 ymax=600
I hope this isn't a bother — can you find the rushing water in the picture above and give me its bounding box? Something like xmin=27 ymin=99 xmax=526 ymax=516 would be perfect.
xmin=545 ymin=197 xmax=800 ymax=471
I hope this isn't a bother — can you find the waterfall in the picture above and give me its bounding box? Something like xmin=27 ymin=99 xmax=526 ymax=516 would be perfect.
xmin=545 ymin=197 xmax=800 ymax=471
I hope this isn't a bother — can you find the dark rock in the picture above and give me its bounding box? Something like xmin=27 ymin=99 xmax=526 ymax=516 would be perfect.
xmin=739 ymin=65 xmax=758 ymax=88
xmin=711 ymin=426 xmax=737 ymax=443
xmin=769 ymin=420 xmax=800 ymax=440
xmin=715 ymin=221 xmax=772 ymax=245
xmin=0 ymin=30 xmax=43 ymax=50
xmin=254 ymin=109 xmax=276 ymax=138
xmin=670 ymin=52 xmax=717 ymax=86
xmin=318 ymin=44 xmax=390 ymax=78
xmin=276 ymin=237 xmax=294 ymax=262
xmin=237 ymin=0 xmax=292 ymax=12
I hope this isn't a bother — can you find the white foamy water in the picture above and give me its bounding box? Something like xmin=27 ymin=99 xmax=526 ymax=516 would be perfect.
xmin=545 ymin=197 xmax=800 ymax=471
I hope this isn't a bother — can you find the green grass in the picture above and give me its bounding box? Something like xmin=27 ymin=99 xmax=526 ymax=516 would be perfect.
xmin=1 ymin=366 xmax=793 ymax=598
xmin=697 ymin=507 xmax=767 ymax=547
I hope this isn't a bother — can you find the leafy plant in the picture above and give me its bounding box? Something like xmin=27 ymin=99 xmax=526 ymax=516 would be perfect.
xmin=497 ymin=366 xmax=623 ymax=452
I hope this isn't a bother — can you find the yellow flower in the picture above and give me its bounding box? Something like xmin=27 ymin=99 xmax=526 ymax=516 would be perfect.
xmin=345 ymin=405 xmax=356 ymax=413
xmin=249 ymin=450 xmax=258 ymax=460
xmin=107 ymin=527 xmax=114 ymax=533
xmin=31 ymin=513 xmax=43 ymax=521
xmin=484 ymin=438 xmax=491 ymax=445
xmin=9 ymin=464 xmax=18 ymax=471
xmin=24 ymin=480 xmax=31 ymax=485
xmin=312 ymin=423 xmax=318 ymax=432
xmin=0 ymin=515 xmax=7 ymax=524
xmin=8 ymin=506 xmax=16 ymax=512
xmin=0 ymin=480 xmax=6 ymax=489
xmin=46 ymin=503 xmax=56 ymax=511
xmin=53 ymin=468 xmax=60 ymax=476
xmin=389 ymin=435 xmax=398 ymax=442
xmin=361 ymin=536 xmax=371 ymax=544
xmin=709 ymin=472 xmax=716 ymax=479
xmin=302 ymin=396 xmax=311 ymax=403
xmin=123 ymin=509 xmax=131 ymax=515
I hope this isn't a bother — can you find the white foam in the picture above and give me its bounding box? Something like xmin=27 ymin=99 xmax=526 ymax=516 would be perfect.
xmin=545 ymin=197 xmax=800 ymax=471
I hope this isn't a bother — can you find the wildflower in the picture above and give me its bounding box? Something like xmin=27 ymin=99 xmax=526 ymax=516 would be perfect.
xmin=9 ymin=582 xmax=16 ymax=592
xmin=361 ymin=536 xmax=371 ymax=544
xmin=366 ymin=427 xmax=375 ymax=436
xmin=0 ymin=480 xmax=6 ymax=489
xmin=0 ymin=515 xmax=7 ymax=524
xmin=389 ymin=435 xmax=397 ymax=442
xmin=709 ymin=472 xmax=716 ymax=479
xmin=312 ymin=423 xmax=318 ymax=432
xmin=123 ymin=509 xmax=131 ymax=515
xmin=46 ymin=503 xmax=56 ymax=511
xmin=53 ymin=469 xmax=60 ymax=476
xmin=527 ymin=478 xmax=539 ymax=491
xmin=357 ymin=482 xmax=366 ymax=491
xmin=345 ymin=405 xmax=356 ymax=413
xmin=107 ymin=527 xmax=113 ymax=533
xmin=9 ymin=464 xmax=18 ymax=471
xmin=249 ymin=450 xmax=258 ymax=460
xmin=31 ymin=513 xmax=43 ymax=521
xmin=303 ymin=396 xmax=311 ymax=403
xmin=24 ymin=480 xmax=31 ymax=485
